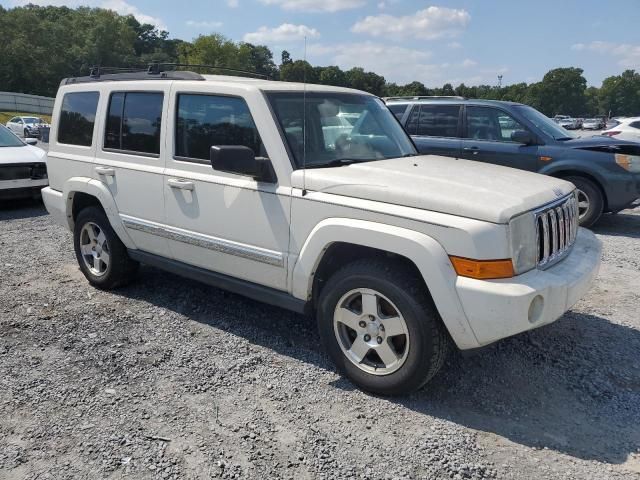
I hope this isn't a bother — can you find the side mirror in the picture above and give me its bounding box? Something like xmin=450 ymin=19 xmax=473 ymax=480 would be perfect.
xmin=511 ymin=130 xmax=534 ymax=145
xmin=25 ymin=138 xmax=38 ymax=145
xmin=210 ymin=145 xmax=276 ymax=183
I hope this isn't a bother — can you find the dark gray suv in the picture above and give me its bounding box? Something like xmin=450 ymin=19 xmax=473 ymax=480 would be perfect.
xmin=386 ymin=97 xmax=640 ymax=226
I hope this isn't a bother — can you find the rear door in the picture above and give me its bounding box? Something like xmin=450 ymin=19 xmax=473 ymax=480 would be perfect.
xmin=407 ymin=104 xmax=462 ymax=158
xmin=93 ymin=86 xmax=171 ymax=257
xmin=460 ymin=105 xmax=539 ymax=171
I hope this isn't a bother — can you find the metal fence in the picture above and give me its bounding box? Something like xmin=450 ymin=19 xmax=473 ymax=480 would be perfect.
xmin=0 ymin=91 xmax=54 ymax=115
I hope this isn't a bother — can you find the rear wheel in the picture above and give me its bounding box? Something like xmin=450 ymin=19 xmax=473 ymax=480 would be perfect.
xmin=73 ymin=206 xmax=138 ymax=289
xmin=565 ymin=176 xmax=603 ymax=228
xmin=317 ymin=259 xmax=449 ymax=395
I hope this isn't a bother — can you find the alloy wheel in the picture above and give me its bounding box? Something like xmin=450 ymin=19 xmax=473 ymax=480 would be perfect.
xmin=333 ymin=288 xmax=410 ymax=376
xmin=79 ymin=222 xmax=110 ymax=276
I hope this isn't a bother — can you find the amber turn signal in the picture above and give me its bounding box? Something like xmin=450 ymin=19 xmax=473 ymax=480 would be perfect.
xmin=449 ymin=256 xmax=515 ymax=280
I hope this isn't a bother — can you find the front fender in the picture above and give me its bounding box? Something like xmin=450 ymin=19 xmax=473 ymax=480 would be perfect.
xmin=292 ymin=218 xmax=480 ymax=349
xmin=538 ymin=160 xmax=608 ymax=185
xmin=62 ymin=177 xmax=135 ymax=249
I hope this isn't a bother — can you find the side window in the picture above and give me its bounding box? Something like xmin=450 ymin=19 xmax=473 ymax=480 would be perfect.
xmin=629 ymin=121 xmax=640 ymax=130
xmin=405 ymin=106 xmax=420 ymax=135
xmin=417 ymin=105 xmax=460 ymax=137
xmin=387 ymin=104 xmax=407 ymax=121
xmin=58 ymin=91 xmax=99 ymax=146
xmin=175 ymin=94 xmax=264 ymax=162
xmin=466 ymin=106 xmax=526 ymax=142
xmin=104 ymin=92 xmax=163 ymax=155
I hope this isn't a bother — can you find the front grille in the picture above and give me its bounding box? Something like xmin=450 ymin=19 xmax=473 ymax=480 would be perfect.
xmin=0 ymin=163 xmax=48 ymax=181
xmin=535 ymin=193 xmax=579 ymax=268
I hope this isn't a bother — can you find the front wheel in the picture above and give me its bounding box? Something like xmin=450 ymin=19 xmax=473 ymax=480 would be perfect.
xmin=565 ymin=176 xmax=604 ymax=228
xmin=317 ymin=259 xmax=449 ymax=395
xmin=73 ymin=206 xmax=139 ymax=289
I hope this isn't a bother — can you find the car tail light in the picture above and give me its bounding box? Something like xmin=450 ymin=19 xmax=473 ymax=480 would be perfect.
xmin=602 ymin=131 xmax=621 ymax=136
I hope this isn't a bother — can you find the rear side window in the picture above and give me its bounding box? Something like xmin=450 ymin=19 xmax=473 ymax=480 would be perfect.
xmin=629 ymin=121 xmax=640 ymax=130
xmin=104 ymin=92 xmax=163 ymax=155
xmin=175 ymin=94 xmax=264 ymax=162
xmin=58 ymin=92 xmax=99 ymax=146
xmin=387 ymin=104 xmax=408 ymax=121
xmin=417 ymin=105 xmax=460 ymax=137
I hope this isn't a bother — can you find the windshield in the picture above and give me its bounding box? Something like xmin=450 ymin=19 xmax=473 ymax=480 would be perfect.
xmin=516 ymin=105 xmax=577 ymax=140
xmin=0 ymin=125 xmax=25 ymax=147
xmin=267 ymin=92 xmax=417 ymax=168
xmin=23 ymin=117 xmax=42 ymax=124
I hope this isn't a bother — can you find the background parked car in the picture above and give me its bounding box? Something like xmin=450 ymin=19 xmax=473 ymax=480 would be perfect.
xmin=0 ymin=124 xmax=47 ymax=200
xmin=602 ymin=116 xmax=640 ymax=142
xmin=558 ymin=117 xmax=579 ymax=130
xmin=385 ymin=97 xmax=640 ymax=227
xmin=583 ymin=118 xmax=605 ymax=130
xmin=5 ymin=116 xmax=50 ymax=138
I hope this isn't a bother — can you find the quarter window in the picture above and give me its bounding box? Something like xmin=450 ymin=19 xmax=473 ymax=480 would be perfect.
xmin=387 ymin=104 xmax=408 ymax=121
xmin=104 ymin=92 xmax=163 ymax=155
xmin=416 ymin=105 xmax=460 ymax=137
xmin=175 ymin=94 xmax=265 ymax=162
xmin=58 ymin=92 xmax=99 ymax=146
xmin=465 ymin=106 xmax=527 ymax=142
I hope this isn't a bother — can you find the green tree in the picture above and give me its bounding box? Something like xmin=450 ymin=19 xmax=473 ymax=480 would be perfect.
xmin=280 ymin=60 xmax=316 ymax=83
xmin=536 ymin=67 xmax=587 ymax=116
xmin=598 ymin=70 xmax=640 ymax=117
xmin=318 ymin=66 xmax=346 ymax=87
xmin=344 ymin=67 xmax=385 ymax=96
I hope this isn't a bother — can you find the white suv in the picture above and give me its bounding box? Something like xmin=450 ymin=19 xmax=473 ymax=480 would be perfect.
xmin=42 ymin=69 xmax=601 ymax=395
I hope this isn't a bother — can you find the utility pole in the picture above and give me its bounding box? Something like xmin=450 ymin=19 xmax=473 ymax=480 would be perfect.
xmin=497 ymin=75 xmax=503 ymax=88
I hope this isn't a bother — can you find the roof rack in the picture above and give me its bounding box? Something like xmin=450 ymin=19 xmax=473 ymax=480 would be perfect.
xmin=61 ymin=62 xmax=270 ymax=86
xmin=383 ymin=95 xmax=466 ymax=102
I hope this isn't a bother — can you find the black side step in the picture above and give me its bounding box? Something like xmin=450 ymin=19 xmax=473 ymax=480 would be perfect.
xmin=128 ymin=249 xmax=308 ymax=314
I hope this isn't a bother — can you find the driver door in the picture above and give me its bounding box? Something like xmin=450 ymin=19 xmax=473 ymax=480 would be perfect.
xmin=163 ymin=90 xmax=290 ymax=290
xmin=460 ymin=106 xmax=539 ymax=171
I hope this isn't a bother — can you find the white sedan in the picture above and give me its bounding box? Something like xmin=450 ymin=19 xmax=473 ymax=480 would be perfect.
xmin=602 ymin=117 xmax=640 ymax=143
xmin=0 ymin=125 xmax=48 ymax=200
xmin=6 ymin=116 xmax=50 ymax=138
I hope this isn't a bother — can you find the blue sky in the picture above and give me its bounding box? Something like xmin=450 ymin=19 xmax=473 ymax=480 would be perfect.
xmin=5 ymin=0 xmax=640 ymax=86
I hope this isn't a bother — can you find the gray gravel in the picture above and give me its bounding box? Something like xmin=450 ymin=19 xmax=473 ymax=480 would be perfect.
xmin=1 ymin=200 xmax=639 ymax=480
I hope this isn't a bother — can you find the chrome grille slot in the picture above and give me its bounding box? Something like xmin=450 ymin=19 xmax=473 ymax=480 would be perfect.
xmin=535 ymin=194 xmax=579 ymax=268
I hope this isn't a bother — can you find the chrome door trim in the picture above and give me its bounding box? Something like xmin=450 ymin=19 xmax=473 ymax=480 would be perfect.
xmin=120 ymin=214 xmax=285 ymax=267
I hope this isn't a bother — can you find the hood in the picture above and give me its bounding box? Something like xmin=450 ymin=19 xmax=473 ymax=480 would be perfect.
xmin=291 ymin=155 xmax=574 ymax=224
xmin=563 ymin=136 xmax=640 ymax=153
xmin=0 ymin=145 xmax=46 ymax=165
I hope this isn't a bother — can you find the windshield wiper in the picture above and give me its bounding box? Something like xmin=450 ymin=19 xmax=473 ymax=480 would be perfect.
xmin=305 ymin=158 xmax=373 ymax=169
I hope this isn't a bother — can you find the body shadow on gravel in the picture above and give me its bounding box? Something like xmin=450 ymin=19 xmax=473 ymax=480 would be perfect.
xmin=0 ymin=199 xmax=48 ymax=219
xmin=116 ymin=267 xmax=640 ymax=466
xmin=592 ymin=210 xmax=640 ymax=239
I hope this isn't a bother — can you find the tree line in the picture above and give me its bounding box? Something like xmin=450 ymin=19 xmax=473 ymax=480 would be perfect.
xmin=1 ymin=5 xmax=639 ymax=117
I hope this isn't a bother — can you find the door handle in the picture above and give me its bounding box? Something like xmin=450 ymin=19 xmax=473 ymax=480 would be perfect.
xmin=168 ymin=178 xmax=195 ymax=191
xmin=95 ymin=166 xmax=115 ymax=176
xmin=463 ymin=146 xmax=480 ymax=155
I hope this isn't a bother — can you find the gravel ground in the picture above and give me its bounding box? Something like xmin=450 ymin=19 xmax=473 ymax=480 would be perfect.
xmin=1 ymin=201 xmax=639 ymax=480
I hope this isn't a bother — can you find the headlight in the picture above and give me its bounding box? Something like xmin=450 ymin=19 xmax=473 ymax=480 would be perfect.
xmin=615 ymin=154 xmax=640 ymax=173
xmin=509 ymin=211 xmax=538 ymax=274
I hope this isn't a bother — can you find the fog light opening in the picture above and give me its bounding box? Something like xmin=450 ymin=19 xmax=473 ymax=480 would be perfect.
xmin=528 ymin=295 xmax=544 ymax=324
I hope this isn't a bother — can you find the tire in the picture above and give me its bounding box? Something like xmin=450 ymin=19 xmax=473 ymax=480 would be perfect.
xmin=317 ymin=258 xmax=449 ymax=395
xmin=565 ymin=176 xmax=604 ymax=228
xmin=73 ymin=206 xmax=139 ymax=289
xmin=24 ymin=128 xmax=29 ymax=138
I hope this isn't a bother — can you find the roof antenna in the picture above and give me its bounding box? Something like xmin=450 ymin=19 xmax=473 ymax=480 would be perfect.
xmin=301 ymin=36 xmax=308 ymax=197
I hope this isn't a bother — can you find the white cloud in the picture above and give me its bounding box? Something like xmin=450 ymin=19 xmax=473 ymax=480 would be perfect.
xmin=227 ymin=0 xmax=239 ymax=6
xmin=351 ymin=6 xmax=470 ymax=40
xmin=186 ymin=20 xmax=223 ymax=29
xmin=8 ymin=0 xmax=166 ymax=29
xmin=447 ymin=41 xmax=462 ymax=49
xmin=258 ymin=0 xmax=365 ymax=12
xmin=571 ymin=40 xmax=640 ymax=69
xmin=243 ymin=23 xmax=319 ymax=44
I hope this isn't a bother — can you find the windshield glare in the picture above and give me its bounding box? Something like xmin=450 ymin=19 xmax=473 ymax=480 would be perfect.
xmin=267 ymin=92 xmax=417 ymax=168
xmin=516 ymin=105 xmax=577 ymax=140
xmin=0 ymin=125 xmax=26 ymax=147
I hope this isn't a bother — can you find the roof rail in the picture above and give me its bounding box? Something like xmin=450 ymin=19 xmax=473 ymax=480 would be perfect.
xmin=383 ymin=95 xmax=466 ymax=102
xmin=61 ymin=62 xmax=270 ymax=86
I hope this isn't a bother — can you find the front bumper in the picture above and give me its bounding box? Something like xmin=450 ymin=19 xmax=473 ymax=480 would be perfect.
xmin=455 ymin=228 xmax=601 ymax=346
xmin=42 ymin=186 xmax=69 ymax=228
